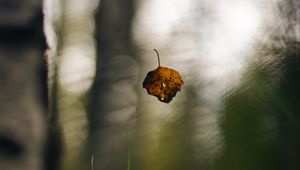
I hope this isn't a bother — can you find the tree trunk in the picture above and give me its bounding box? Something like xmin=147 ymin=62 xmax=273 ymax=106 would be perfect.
xmin=87 ymin=0 xmax=136 ymax=169
xmin=0 ymin=1 xmax=59 ymax=170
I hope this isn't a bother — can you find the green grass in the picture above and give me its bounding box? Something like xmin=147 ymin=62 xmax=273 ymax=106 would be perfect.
xmin=127 ymin=151 xmax=131 ymax=170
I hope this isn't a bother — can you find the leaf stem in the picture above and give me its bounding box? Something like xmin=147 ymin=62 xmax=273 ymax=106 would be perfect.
xmin=154 ymin=49 xmax=161 ymax=67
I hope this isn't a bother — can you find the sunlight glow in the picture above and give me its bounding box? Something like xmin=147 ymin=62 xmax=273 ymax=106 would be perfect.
xmin=57 ymin=0 xmax=97 ymax=95
xmin=133 ymin=0 xmax=192 ymax=48
xmin=208 ymin=0 xmax=262 ymax=71
xmin=220 ymin=1 xmax=261 ymax=36
xmin=59 ymin=47 xmax=95 ymax=94
xmin=202 ymin=0 xmax=263 ymax=100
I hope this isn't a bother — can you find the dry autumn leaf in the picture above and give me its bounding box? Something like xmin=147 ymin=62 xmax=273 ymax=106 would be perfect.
xmin=143 ymin=49 xmax=184 ymax=103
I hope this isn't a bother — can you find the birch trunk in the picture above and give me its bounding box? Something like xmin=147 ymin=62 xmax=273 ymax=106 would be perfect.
xmin=0 ymin=1 xmax=55 ymax=170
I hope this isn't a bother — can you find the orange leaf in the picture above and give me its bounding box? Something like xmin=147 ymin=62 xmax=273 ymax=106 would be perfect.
xmin=143 ymin=49 xmax=184 ymax=103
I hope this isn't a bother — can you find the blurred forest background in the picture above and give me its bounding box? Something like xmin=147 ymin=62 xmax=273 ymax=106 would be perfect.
xmin=43 ymin=0 xmax=300 ymax=170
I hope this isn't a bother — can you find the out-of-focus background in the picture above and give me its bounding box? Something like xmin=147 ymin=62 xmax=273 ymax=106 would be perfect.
xmin=44 ymin=0 xmax=300 ymax=169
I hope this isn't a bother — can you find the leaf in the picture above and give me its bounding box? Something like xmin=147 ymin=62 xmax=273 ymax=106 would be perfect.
xmin=143 ymin=49 xmax=184 ymax=103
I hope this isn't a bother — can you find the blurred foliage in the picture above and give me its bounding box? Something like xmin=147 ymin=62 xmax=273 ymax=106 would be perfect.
xmin=216 ymin=42 xmax=300 ymax=170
